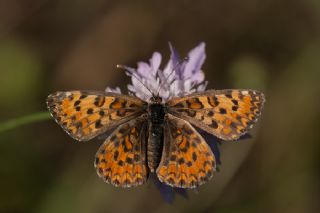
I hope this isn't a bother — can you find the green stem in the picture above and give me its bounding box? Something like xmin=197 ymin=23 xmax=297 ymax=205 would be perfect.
xmin=0 ymin=111 xmax=51 ymax=133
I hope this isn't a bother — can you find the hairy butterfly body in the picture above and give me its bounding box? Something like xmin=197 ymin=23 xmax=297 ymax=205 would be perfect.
xmin=147 ymin=97 xmax=165 ymax=173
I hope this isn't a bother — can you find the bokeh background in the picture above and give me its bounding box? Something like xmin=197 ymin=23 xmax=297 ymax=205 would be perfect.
xmin=0 ymin=0 xmax=320 ymax=212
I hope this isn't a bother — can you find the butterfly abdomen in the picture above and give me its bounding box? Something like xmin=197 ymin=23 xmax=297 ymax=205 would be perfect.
xmin=147 ymin=103 xmax=165 ymax=172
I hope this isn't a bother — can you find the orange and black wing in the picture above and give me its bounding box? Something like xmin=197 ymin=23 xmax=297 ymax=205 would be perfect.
xmin=95 ymin=115 xmax=148 ymax=187
xmin=156 ymin=114 xmax=216 ymax=188
xmin=47 ymin=91 xmax=147 ymax=141
xmin=167 ymin=89 xmax=265 ymax=141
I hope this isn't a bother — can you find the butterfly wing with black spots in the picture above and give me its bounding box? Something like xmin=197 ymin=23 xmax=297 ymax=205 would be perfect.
xmin=167 ymin=89 xmax=265 ymax=141
xmin=95 ymin=114 xmax=149 ymax=187
xmin=47 ymin=91 xmax=147 ymax=141
xmin=156 ymin=114 xmax=216 ymax=188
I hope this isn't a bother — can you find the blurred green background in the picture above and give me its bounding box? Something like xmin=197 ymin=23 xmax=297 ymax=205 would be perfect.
xmin=0 ymin=0 xmax=319 ymax=212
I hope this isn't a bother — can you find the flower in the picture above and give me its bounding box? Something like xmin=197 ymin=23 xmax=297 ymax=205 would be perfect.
xmin=106 ymin=42 xmax=207 ymax=102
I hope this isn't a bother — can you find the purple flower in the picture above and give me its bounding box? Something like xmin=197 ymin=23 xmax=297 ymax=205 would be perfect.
xmin=106 ymin=42 xmax=207 ymax=102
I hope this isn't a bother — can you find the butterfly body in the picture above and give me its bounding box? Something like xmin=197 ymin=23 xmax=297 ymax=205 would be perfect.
xmin=47 ymin=89 xmax=265 ymax=188
xmin=147 ymin=99 xmax=166 ymax=172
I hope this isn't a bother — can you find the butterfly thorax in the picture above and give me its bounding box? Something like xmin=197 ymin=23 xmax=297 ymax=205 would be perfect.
xmin=147 ymin=100 xmax=166 ymax=172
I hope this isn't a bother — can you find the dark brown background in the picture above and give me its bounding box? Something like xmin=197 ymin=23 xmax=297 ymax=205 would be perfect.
xmin=0 ymin=0 xmax=319 ymax=212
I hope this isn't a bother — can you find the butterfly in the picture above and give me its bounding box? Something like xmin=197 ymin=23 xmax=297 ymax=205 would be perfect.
xmin=47 ymin=89 xmax=265 ymax=188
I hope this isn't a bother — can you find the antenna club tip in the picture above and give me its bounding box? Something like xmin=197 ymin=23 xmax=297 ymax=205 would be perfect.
xmin=116 ymin=64 xmax=124 ymax=69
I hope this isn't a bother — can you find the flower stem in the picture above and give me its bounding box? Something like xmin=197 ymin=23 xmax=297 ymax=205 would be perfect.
xmin=0 ymin=111 xmax=51 ymax=133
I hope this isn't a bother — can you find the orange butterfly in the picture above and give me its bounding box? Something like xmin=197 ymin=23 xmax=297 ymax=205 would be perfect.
xmin=47 ymin=89 xmax=265 ymax=188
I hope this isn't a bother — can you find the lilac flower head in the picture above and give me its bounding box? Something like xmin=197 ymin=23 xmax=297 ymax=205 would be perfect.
xmin=106 ymin=42 xmax=207 ymax=101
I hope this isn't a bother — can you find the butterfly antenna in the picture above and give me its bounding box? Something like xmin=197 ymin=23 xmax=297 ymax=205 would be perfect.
xmin=156 ymin=57 xmax=189 ymax=96
xmin=116 ymin=64 xmax=154 ymax=97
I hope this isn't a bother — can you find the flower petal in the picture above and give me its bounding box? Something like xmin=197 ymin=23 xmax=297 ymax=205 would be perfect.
xmin=136 ymin=62 xmax=151 ymax=78
xmin=183 ymin=42 xmax=206 ymax=81
xmin=105 ymin=86 xmax=122 ymax=94
xmin=196 ymin=81 xmax=208 ymax=92
xmin=150 ymin=52 xmax=162 ymax=75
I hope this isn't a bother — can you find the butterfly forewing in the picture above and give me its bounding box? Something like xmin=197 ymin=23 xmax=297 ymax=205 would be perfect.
xmin=167 ymin=89 xmax=265 ymax=140
xmin=47 ymin=91 xmax=147 ymax=141
xmin=95 ymin=114 xmax=149 ymax=187
xmin=156 ymin=114 xmax=216 ymax=188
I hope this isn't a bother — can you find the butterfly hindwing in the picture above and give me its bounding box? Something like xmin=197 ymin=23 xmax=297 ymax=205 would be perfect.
xmin=95 ymin=115 xmax=149 ymax=187
xmin=47 ymin=91 xmax=147 ymax=141
xmin=167 ymin=89 xmax=265 ymax=140
xmin=156 ymin=114 xmax=216 ymax=188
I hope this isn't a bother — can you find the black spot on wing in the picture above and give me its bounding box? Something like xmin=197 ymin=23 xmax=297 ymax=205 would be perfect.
xmin=95 ymin=120 xmax=103 ymax=128
xmin=87 ymin=108 xmax=94 ymax=114
xmin=94 ymin=96 xmax=105 ymax=107
xmin=219 ymin=108 xmax=227 ymax=114
xmin=74 ymin=100 xmax=81 ymax=106
xmin=80 ymin=94 xmax=88 ymax=99
xmin=209 ymin=120 xmax=218 ymax=129
xmin=225 ymin=94 xmax=232 ymax=99
xmin=232 ymin=106 xmax=238 ymax=111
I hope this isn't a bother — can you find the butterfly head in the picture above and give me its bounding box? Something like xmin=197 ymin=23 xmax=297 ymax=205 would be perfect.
xmin=150 ymin=96 xmax=163 ymax=104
